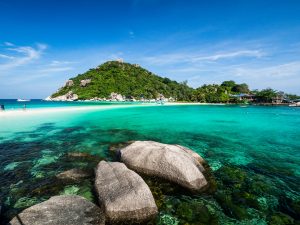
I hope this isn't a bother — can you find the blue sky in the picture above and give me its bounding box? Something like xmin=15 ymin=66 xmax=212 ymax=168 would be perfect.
xmin=0 ymin=0 xmax=300 ymax=98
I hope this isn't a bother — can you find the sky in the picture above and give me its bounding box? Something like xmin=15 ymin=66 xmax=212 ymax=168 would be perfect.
xmin=0 ymin=0 xmax=300 ymax=98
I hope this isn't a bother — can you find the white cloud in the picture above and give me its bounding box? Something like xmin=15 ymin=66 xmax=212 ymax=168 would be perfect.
xmin=192 ymin=50 xmax=264 ymax=62
xmin=4 ymin=41 xmax=15 ymax=46
xmin=38 ymin=66 xmax=74 ymax=73
xmin=129 ymin=31 xmax=135 ymax=38
xmin=49 ymin=60 xmax=76 ymax=66
xmin=0 ymin=43 xmax=47 ymax=70
xmin=186 ymin=61 xmax=300 ymax=94
xmin=0 ymin=54 xmax=14 ymax=59
xmin=231 ymin=61 xmax=300 ymax=79
xmin=141 ymin=49 xmax=265 ymax=66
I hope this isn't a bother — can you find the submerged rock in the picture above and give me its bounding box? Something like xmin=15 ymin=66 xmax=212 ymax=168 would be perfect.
xmin=269 ymin=212 xmax=294 ymax=225
xmin=67 ymin=152 xmax=93 ymax=158
xmin=95 ymin=161 xmax=158 ymax=223
xmin=56 ymin=168 xmax=92 ymax=182
xmin=120 ymin=141 xmax=208 ymax=191
xmin=13 ymin=197 xmax=40 ymax=209
xmin=9 ymin=195 xmax=105 ymax=225
xmin=108 ymin=141 xmax=134 ymax=154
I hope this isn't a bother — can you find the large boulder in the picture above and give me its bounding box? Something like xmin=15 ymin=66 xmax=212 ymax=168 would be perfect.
xmin=95 ymin=161 xmax=157 ymax=223
xmin=120 ymin=141 xmax=208 ymax=191
xmin=9 ymin=195 xmax=105 ymax=225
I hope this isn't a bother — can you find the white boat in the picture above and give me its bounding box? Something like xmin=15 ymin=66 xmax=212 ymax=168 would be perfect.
xmin=17 ymin=99 xmax=30 ymax=102
xmin=289 ymin=102 xmax=300 ymax=107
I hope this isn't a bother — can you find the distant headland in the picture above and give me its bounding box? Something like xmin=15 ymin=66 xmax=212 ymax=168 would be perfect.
xmin=46 ymin=60 xmax=300 ymax=105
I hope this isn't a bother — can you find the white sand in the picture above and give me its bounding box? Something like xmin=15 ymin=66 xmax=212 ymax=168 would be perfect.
xmin=0 ymin=105 xmax=146 ymax=117
xmin=0 ymin=102 xmax=225 ymax=117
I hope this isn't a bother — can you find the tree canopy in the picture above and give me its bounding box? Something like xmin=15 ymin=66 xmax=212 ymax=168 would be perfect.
xmin=51 ymin=62 xmax=299 ymax=103
xmin=51 ymin=61 xmax=193 ymax=101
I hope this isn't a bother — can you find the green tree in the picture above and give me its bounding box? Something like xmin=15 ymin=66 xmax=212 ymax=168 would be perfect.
xmin=221 ymin=80 xmax=236 ymax=89
xmin=232 ymin=83 xmax=249 ymax=93
xmin=256 ymin=88 xmax=278 ymax=103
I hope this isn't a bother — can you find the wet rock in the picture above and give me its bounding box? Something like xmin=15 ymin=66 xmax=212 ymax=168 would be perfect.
xmin=59 ymin=181 xmax=95 ymax=202
xmin=279 ymin=196 xmax=300 ymax=220
xmin=269 ymin=212 xmax=294 ymax=225
xmin=176 ymin=200 xmax=218 ymax=224
xmin=157 ymin=213 xmax=179 ymax=225
xmin=95 ymin=161 xmax=157 ymax=223
xmin=68 ymin=152 xmax=91 ymax=157
xmin=67 ymin=152 xmax=96 ymax=159
xmin=108 ymin=141 xmax=133 ymax=154
xmin=66 ymin=152 xmax=103 ymax=164
xmin=13 ymin=197 xmax=40 ymax=209
xmin=215 ymin=191 xmax=249 ymax=220
xmin=120 ymin=141 xmax=207 ymax=191
xmin=143 ymin=175 xmax=184 ymax=211
xmin=215 ymin=166 xmax=246 ymax=188
xmin=56 ymin=168 xmax=92 ymax=182
xmin=108 ymin=141 xmax=133 ymax=160
xmin=9 ymin=195 xmax=105 ymax=225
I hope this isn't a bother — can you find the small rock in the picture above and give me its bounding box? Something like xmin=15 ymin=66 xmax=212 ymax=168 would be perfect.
xmin=67 ymin=152 xmax=94 ymax=158
xmin=9 ymin=195 xmax=105 ymax=225
xmin=56 ymin=168 xmax=92 ymax=182
xmin=80 ymin=79 xmax=91 ymax=87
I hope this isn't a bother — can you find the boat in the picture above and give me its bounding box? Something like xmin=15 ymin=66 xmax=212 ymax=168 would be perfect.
xmin=289 ymin=102 xmax=300 ymax=107
xmin=17 ymin=99 xmax=30 ymax=102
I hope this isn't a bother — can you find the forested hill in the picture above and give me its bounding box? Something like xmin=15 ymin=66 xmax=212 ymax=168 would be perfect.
xmin=51 ymin=61 xmax=193 ymax=101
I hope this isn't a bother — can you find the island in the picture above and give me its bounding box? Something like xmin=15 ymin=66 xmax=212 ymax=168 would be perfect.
xmin=46 ymin=60 xmax=300 ymax=105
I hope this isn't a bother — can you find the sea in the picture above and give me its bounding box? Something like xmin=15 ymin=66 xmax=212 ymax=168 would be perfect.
xmin=0 ymin=99 xmax=299 ymax=224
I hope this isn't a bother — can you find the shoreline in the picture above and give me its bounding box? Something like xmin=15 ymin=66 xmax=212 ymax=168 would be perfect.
xmin=0 ymin=102 xmax=225 ymax=117
xmin=0 ymin=104 xmax=150 ymax=117
xmin=0 ymin=102 xmax=296 ymax=117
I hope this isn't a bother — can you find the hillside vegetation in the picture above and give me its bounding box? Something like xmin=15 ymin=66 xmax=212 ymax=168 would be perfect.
xmin=51 ymin=61 xmax=299 ymax=103
xmin=51 ymin=61 xmax=193 ymax=101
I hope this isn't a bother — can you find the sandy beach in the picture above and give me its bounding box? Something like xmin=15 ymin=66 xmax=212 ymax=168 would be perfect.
xmin=0 ymin=104 xmax=144 ymax=117
xmin=0 ymin=102 xmax=227 ymax=117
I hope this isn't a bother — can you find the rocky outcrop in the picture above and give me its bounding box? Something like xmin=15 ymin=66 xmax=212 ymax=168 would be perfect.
xmin=95 ymin=161 xmax=157 ymax=223
xmin=110 ymin=92 xmax=124 ymax=101
xmin=80 ymin=79 xmax=91 ymax=87
xmin=120 ymin=141 xmax=208 ymax=191
xmin=47 ymin=91 xmax=78 ymax=101
xmin=9 ymin=195 xmax=105 ymax=225
xmin=56 ymin=168 xmax=92 ymax=182
xmin=65 ymin=80 xmax=74 ymax=87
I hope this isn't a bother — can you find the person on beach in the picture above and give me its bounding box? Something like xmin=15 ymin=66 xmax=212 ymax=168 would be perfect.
xmin=0 ymin=104 xmax=4 ymax=111
xmin=23 ymin=104 xmax=27 ymax=110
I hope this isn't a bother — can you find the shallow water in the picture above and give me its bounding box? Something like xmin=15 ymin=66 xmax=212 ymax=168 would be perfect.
xmin=0 ymin=101 xmax=300 ymax=224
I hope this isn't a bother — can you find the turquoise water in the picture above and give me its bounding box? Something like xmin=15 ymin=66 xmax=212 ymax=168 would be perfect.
xmin=0 ymin=99 xmax=140 ymax=110
xmin=0 ymin=101 xmax=300 ymax=224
